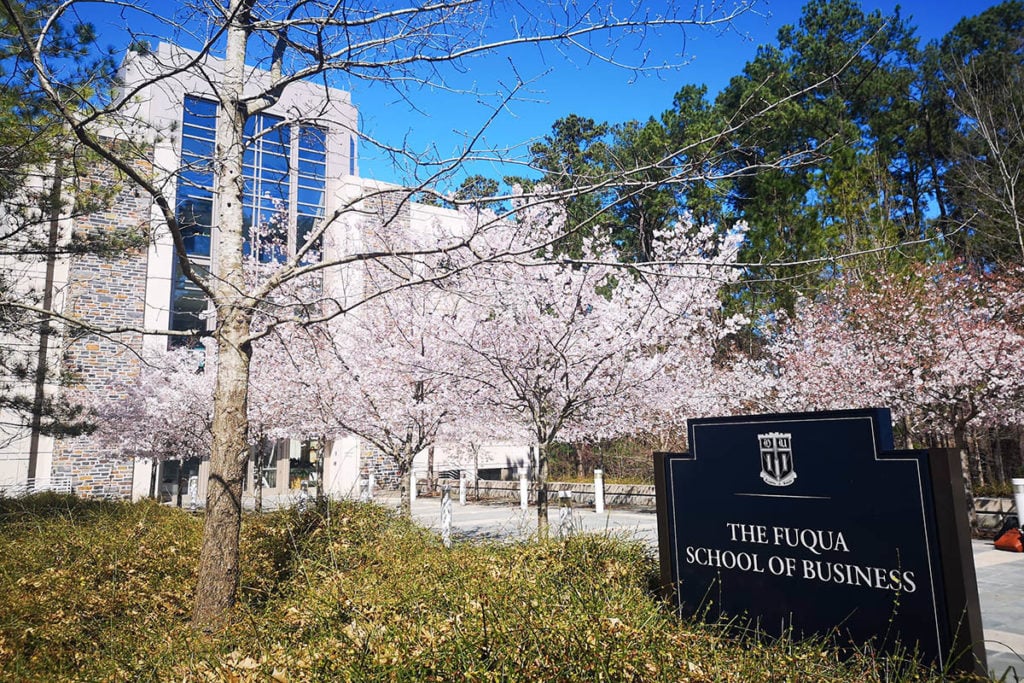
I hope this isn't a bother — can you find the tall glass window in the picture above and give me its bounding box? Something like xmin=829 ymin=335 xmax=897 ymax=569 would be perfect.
xmin=170 ymin=95 xmax=328 ymax=340
xmin=297 ymin=126 xmax=327 ymax=254
xmin=242 ymin=111 xmax=290 ymax=262
xmin=178 ymin=97 xmax=216 ymax=257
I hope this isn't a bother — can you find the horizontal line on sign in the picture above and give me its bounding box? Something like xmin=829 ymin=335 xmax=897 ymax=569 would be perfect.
xmin=735 ymin=493 xmax=831 ymax=500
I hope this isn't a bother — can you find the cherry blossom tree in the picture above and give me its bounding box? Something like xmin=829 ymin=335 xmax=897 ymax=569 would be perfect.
xmin=92 ymin=347 xmax=213 ymax=469
xmin=91 ymin=247 xmax=340 ymax=511
xmin=93 ymin=321 xmax=346 ymax=512
xmin=449 ymin=200 xmax=746 ymax=532
xmin=764 ymin=262 xmax=1024 ymax=487
xmin=323 ymin=270 xmax=473 ymax=517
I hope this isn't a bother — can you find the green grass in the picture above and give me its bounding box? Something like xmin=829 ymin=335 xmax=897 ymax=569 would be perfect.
xmin=0 ymin=494 xmax=977 ymax=681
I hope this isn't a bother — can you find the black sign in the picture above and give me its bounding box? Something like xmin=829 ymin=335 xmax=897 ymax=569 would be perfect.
xmin=654 ymin=408 xmax=985 ymax=674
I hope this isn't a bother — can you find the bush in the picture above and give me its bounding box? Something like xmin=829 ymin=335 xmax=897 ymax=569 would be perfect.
xmin=0 ymin=495 xmax=968 ymax=681
xmin=0 ymin=495 xmax=200 ymax=680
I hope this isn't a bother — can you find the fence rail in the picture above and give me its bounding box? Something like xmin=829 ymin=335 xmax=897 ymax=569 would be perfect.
xmin=0 ymin=477 xmax=73 ymax=498
xmin=418 ymin=478 xmax=657 ymax=508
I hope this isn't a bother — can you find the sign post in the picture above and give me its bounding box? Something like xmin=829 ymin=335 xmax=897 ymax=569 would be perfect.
xmin=654 ymin=408 xmax=985 ymax=674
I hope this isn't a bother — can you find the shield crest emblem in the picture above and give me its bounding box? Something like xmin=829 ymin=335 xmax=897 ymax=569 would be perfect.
xmin=758 ymin=432 xmax=796 ymax=486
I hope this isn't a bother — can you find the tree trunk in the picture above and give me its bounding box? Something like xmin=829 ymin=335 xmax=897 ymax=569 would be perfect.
xmin=399 ymin=465 xmax=412 ymax=517
xmin=994 ymin=431 xmax=1006 ymax=487
xmin=192 ymin=304 xmax=253 ymax=628
xmin=901 ymin=415 xmax=914 ymax=450
xmin=255 ymin=436 xmax=273 ymax=514
xmin=27 ymin=161 xmax=64 ymax=486
xmin=954 ymin=422 xmax=978 ymax=532
xmin=255 ymin=461 xmax=261 ymax=514
xmin=192 ymin=11 xmax=253 ymax=630
xmin=956 ymin=420 xmax=982 ymax=490
xmin=427 ymin=445 xmax=435 ymax=493
xmin=473 ymin=445 xmax=480 ymax=501
xmin=316 ymin=436 xmax=327 ymax=510
xmin=1019 ymin=425 xmax=1024 ymax=478
xmin=536 ymin=442 xmax=549 ymax=536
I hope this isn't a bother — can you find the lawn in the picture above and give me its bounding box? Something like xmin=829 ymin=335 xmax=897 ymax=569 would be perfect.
xmin=0 ymin=494 xmax=967 ymax=681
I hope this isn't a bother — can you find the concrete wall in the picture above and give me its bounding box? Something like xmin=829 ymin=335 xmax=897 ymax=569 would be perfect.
xmin=976 ymin=496 xmax=1017 ymax=534
xmin=421 ymin=478 xmax=658 ymax=508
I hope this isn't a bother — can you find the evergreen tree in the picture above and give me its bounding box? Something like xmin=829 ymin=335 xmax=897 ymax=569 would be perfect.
xmin=0 ymin=0 xmax=116 ymax=449
xmin=716 ymin=0 xmax=929 ymax=313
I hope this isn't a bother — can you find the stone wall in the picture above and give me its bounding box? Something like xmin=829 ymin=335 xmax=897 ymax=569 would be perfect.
xmin=362 ymin=444 xmax=400 ymax=490
xmin=51 ymin=158 xmax=152 ymax=498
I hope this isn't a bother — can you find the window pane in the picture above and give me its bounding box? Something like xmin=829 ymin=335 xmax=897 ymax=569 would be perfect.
xmin=182 ymin=134 xmax=215 ymax=159
xmin=299 ymin=126 xmax=326 ymax=153
xmin=297 ymin=187 xmax=324 ymax=209
xmin=298 ymin=160 xmax=325 ymax=181
xmin=242 ymin=206 xmax=255 ymax=258
xmin=297 ymin=215 xmax=322 ymax=257
xmin=261 ymin=149 xmax=289 ymax=173
xmin=176 ymin=198 xmax=213 ymax=256
xmin=260 ymin=112 xmax=284 ymax=129
xmin=184 ymin=96 xmax=217 ymax=126
xmin=180 ymin=169 xmax=214 ymax=193
xmin=260 ymin=189 xmax=287 ymax=208
xmin=170 ymin=260 xmax=209 ymax=333
xmin=264 ymin=132 xmax=288 ymax=152
xmin=260 ymin=171 xmax=289 ymax=191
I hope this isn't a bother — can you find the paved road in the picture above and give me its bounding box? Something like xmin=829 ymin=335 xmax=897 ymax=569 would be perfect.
xmin=404 ymin=495 xmax=1024 ymax=681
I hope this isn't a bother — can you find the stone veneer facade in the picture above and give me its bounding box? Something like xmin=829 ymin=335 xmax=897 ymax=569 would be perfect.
xmin=51 ymin=157 xmax=152 ymax=498
xmin=361 ymin=444 xmax=401 ymax=489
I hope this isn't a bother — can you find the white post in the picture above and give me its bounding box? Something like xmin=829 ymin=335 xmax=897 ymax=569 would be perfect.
xmin=441 ymin=484 xmax=453 ymax=548
xmin=519 ymin=471 xmax=529 ymax=511
xmin=359 ymin=477 xmax=369 ymax=503
xmin=188 ymin=475 xmax=199 ymax=512
xmin=410 ymin=471 xmax=418 ymax=503
xmin=1013 ymin=478 xmax=1024 ymax=526
xmin=368 ymin=473 xmax=376 ymax=500
xmin=459 ymin=472 xmax=467 ymax=506
xmin=594 ymin=469 xmax=605 ymax=514
xmin=558 ymin=490 xmax=573 ymax=537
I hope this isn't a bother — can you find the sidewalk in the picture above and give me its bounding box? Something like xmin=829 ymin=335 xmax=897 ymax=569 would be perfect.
xmin=405 ymin=494 xmax=1024 ymax=681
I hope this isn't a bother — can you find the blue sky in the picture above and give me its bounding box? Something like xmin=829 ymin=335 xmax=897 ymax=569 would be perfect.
xmin=344 ymin=0 xmax=1006 ymax=187
xmin=76 ymin=0 xmax=1006 ymax=187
